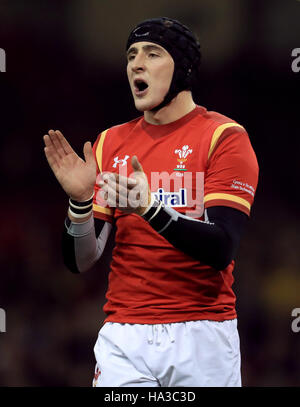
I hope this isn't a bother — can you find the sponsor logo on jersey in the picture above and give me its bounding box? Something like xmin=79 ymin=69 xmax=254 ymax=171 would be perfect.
xmin=153 ymin=188 xmax=187 ymax=207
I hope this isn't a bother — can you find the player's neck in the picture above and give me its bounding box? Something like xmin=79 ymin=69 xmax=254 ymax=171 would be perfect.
xmin=144 ymin=91 xmax=196 ymax=125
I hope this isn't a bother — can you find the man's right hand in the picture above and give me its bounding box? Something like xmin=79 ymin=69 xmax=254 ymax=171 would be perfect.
xmin=43 ymin=129 xmax=96 ymax=202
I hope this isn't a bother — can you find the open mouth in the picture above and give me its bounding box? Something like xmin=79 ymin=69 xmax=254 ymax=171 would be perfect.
xmin=134 ymin=79 xmax=149 ymax=93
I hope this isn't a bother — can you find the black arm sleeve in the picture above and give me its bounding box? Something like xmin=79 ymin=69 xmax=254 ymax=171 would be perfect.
xmin=143 ymin=204 xmax=248 ymax=271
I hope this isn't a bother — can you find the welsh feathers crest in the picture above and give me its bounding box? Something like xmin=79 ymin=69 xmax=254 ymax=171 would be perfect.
xmin=174 ymin=145 xmax=193 ymax=172
xmin=175 ymin=145 xmax=193 ymax=162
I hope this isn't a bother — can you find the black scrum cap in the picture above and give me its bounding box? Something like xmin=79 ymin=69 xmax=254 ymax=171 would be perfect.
xmin=126 ymin=17 xmax=201 ymax=111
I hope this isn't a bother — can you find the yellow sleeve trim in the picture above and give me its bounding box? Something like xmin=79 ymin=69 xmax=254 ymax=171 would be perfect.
xmin=208 ymin=123 xmax=244 ymax=160
xmin=93 ymin=203 xmax=113 ymax=215
xmin=96 ymin=129 xmax=109 ymax=173
xmin=204 ymin=193 xmax=251 ymax=211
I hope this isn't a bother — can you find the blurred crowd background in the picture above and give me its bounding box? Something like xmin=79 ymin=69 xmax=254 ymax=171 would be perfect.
xmin=0 ymin=0 xmax=299 ymax=386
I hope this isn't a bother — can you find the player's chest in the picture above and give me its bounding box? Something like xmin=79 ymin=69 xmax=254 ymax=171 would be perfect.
xmin=102 ymin=130 xmax=209 ymax=176
xmin=103 ymin=128 xmax=208 ymax=216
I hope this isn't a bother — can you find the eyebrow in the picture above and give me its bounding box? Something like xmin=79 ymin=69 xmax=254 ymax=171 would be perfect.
xmin=126 ymin=44 xmax=165 ymax=57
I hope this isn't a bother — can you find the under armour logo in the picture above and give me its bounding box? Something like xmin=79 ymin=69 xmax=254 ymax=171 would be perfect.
xmin=112 ymin=155 xmax=130 ymax=168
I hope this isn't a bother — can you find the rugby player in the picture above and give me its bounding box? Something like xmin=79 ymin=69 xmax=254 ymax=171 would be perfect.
xmin=44 ymin=17 xmax=259 ymax=387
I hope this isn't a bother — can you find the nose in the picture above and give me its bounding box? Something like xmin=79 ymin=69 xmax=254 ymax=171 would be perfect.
xmin=131 ymin=52 xmax=146 ymax=73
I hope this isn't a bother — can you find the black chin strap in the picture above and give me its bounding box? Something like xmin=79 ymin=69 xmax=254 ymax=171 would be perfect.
xmin=150 ymin=90 xmax=176 ymax=112
xmin=150 ymin=64 xmax=193 ymax=112
xmin=150 ymin=72 xmax=182 ymax=112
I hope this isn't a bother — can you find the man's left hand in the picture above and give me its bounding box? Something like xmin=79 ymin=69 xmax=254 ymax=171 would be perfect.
xmin=99 ymin=155 xmax=151 ymax=216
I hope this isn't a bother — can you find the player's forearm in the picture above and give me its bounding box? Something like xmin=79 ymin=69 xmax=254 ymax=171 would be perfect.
xmin=160 ymin=215 xmax=232 ymax=270
xmin=141 ymin=202 xmax=247 ymax=271
xmin=62 ymin=216 xmax=112 ymax=273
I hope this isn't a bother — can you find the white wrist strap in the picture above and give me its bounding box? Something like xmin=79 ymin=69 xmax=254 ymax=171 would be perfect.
xmin=68 ymin=207 xmax=93 ymax=219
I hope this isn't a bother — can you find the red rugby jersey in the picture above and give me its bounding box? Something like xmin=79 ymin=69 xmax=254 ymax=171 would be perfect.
xmin=92 ymin=105 xmax=259 ymax=323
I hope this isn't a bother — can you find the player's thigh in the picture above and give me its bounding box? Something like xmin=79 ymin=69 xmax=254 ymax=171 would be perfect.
xmin=93 ymin=323 xmax=159 ymax=387
xmin=166 ymin=319 xmax=241 ymax=387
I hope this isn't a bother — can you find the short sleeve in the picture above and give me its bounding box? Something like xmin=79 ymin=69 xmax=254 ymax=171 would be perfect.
xmin=92 ymin=129 xmax=115 ymax=223
xmin=204 ymin=127 xmax=259 ymax=217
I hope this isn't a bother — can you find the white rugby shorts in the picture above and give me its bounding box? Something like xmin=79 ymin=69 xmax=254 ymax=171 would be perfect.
xmin=92 ymin=319 xmax=241 ymax=387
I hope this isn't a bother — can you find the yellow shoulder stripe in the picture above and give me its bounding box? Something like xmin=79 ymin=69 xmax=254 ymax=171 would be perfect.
xmin=204 ymin=193 xmax=250 ymax=211
xmin=96 ymin=129 xmax=109 ymax=173
xmin=208 ymin=123 xmax=244 ymax=161
xmin=93 ymin=204 xmax=113 ymax=215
